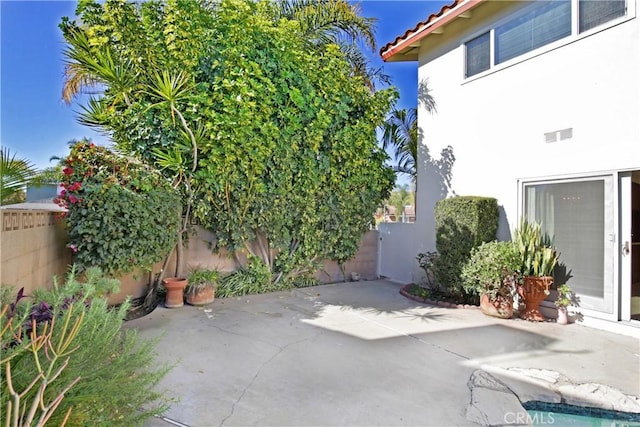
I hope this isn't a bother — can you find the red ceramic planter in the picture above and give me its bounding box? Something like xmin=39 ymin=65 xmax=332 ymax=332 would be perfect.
xmin=519 ymin=276 xmax=552 ymax=321
xmin=163 ymin=277 xmax=188 ymax=308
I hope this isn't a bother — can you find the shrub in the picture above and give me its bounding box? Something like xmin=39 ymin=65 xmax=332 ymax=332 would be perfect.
xmin=1 ymin=267 xmax=172 ymax=426
xmin=433 ymin=196 xmax=499 ymax=300
xmin=461 ymin=241 xmax=520 ymax=300
xmin=217 ymin=256 xmax=276 ymax=298
xmin=215 ymin=255 xmax=310 ymax=297
xmin=55 ymin=141 xmax=181 ymax=276
xmin=416 ymin=251 xmax=438 ymax=289
xmin=186 ymin=266 xmax=221 ymax=295
xmin=1 ymin=304 xmax=84 ymax=426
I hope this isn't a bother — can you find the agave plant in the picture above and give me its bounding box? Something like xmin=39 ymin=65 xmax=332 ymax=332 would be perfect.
xmin=513 ymin=218 xmax=559 ymax=277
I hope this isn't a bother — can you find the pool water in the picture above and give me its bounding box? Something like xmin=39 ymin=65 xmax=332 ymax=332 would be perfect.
xmin=525 ymin=402 xmax=640 ymax=427
xmin=527 ymin=410 xmax=640 ymax=426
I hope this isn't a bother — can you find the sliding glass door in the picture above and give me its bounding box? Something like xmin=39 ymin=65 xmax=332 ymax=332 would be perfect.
xmin=523 ymin=176 xmax=614 ymax=314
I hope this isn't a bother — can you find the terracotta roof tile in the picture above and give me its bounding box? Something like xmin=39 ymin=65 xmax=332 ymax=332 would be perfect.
xmin=379 ymin=0 xmax=483 ymax=61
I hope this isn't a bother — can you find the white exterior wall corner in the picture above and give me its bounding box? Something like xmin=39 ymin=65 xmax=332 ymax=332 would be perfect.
xmin=415 ymin=0 xmax=640 ymax=246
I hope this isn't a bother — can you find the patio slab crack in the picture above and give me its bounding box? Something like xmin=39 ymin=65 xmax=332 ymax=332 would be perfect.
xmin=218 ymin=330 xmax=325 ymax=427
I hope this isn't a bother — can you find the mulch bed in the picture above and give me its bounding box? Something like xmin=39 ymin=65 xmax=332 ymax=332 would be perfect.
xmin=399 ymin=284 xmax=479 ymax=310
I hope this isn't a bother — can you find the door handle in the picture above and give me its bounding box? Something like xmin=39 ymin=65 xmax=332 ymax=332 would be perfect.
xmin=622 ymin=241 xmax=630 ymax=256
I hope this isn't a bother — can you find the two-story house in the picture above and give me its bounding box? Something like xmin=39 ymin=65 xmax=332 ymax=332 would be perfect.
xmin=379 ymin=0 xmax=639 ymax=325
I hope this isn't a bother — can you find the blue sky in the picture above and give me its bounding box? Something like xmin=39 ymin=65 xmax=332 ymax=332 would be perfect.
xmin=1 ymin=0 xmax=449 ymax=171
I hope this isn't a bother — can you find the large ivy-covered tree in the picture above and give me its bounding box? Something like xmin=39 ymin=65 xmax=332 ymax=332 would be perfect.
xmin=61 ymin=0 xmax=396 ymax=284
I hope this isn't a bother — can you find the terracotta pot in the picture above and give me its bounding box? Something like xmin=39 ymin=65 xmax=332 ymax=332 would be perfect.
xmin=163 ymin=277 xmax=188 ymax=308
xmin=556 ymin=306 xmax=569 ymax=325
xmin=518 ymin=276 xmax=552 ymax=321
xmin=479 ymin=294 xmax=514 ymax=319
xmin=186 ymin=287 xmax=215 ymax=306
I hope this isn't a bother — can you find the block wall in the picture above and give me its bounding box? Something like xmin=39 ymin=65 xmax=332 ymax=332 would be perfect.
xmin=1 ymin=210 xmax=72 ymax=295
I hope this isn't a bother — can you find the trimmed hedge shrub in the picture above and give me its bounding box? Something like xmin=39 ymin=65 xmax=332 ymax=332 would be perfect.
xmin=433 ymin=196 xmax=499 ymax=301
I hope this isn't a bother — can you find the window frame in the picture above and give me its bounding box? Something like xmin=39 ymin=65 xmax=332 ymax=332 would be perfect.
xmin=462 ymin=0 xmax=633 ymax=82
xmin=464 ymin=31 xmax=491 ymax=78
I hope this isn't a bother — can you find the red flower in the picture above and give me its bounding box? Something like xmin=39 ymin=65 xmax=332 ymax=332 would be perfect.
xmin=68 ymin=195 xmax=79 ymax=204
xmin=63 ymin=166 xmax=74 ymax=176
xmin=68 ymin=182 xmax=82 ymax=192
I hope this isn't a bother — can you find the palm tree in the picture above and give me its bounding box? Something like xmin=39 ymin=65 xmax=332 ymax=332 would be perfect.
xmin=381 ymin=84 xmax=436 ymax=208
xmin=1 ymin=148 xmax=37 ymax=205
xmin=274 ymin=0 xmax=389 ymax=88
xmin=382 ymin=78 xmax=437 ymax=183
xmin=382 ymin=108 xmax=418 ymax=183
xmin=387 ymin=184 xmax=414 ymax=223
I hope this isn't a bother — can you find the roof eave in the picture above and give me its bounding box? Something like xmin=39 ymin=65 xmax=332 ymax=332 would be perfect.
xmin=381 ymin=0 xmax=484 ymax=62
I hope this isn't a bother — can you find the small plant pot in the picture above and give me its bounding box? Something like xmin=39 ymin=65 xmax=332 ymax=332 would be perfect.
xmin=556 ymin=307 xmax=569 ymax=325
xmin=479 ymin=294 xmax=514 ymax=319
xmin=163 ymin=277 xmax=188 ymax=308
xmin=186 ymin=287 xmax=215 ymax=306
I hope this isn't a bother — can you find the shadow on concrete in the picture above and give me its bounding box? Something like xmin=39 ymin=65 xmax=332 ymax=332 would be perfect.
xmin=130 ymin=280 xmax=640 ymax=427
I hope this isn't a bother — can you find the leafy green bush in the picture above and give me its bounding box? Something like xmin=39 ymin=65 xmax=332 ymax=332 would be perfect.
xmin=186 ymin=266 xmax=221 ymax=295
xmin=215 ymin=255 xmax=318 ymax=297
xmin=217 ymin=256 xmax=278 ymax=298
xmin=433 ymin=196 xmax=499 ymax=301
xmin=55 ymin=142 xmax=180 ymax=275
xmin=1 ymin=267 xmax=172 ymax=426
xmin=61 ymin=0 xmax=395 ymax=286
xmin=461 ymin=241 xmax=520 ymax=300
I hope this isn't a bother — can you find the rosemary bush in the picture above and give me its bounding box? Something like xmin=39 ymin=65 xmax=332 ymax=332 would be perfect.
xmin=1 ymin=267 xmax=173 ymax=426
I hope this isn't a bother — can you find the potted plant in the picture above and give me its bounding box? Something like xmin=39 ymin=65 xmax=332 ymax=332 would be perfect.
xmin=185 ymin=267 xmax=220 ymax=306
xmin=513 ymin=218 xmax=560 ymax=321
xmin=163 ymin=277 xmax=188 ymax=308
xmin=554 ymin=284 xmax=575 ymax=325
xmin=461 ymin=241 xmax=520 ymax=318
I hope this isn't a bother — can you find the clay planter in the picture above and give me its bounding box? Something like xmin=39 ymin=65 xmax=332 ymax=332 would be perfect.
xmin=518 ymin=276 xmax=552 ymax=321
xmin=556 ymin=306 xmax=569 ymax=325
xmin=186 ymin=286 xmax=215 ymax=306
xmin=163 ymin=277 xmax=188 ymax=308
xmin=479 ymin=294 xmax=514 ymax=319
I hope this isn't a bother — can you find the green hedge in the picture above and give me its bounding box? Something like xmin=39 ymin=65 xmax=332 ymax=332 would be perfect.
xmin=433 ymin=196 xmax=499 ymax=300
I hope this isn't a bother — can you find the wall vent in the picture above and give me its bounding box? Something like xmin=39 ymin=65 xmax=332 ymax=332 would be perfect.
xmin=544 ymin=132 xmax=557 ymax=143
xmin=544 ymin=127 xmax=573 ymax=143
xmin=559 ymin=128 xmax=573 ymax=140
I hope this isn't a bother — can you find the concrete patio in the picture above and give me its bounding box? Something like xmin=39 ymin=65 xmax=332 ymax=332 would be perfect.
xmin=126 ymin=280 xmax=640 ymax=427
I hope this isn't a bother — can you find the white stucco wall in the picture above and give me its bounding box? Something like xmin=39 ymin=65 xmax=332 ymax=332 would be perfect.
xmin=413 ymin=0 xmax=640 ymax=252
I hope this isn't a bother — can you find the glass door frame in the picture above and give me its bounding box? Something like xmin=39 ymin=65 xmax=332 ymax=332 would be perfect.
xmin=518 ymin=172 xmax=618 ymax=321
xmin=619 ymin=172 xmax=634 ymax=322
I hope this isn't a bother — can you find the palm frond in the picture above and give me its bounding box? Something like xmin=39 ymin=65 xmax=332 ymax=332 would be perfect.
xmin=62 ymin=27 xmax=138 ymax=105
xmin=1 ymin=148 xmax=37 ymax=204
xmin=381 ymin=108 xmax=419 ymax=182
xmin=76 ymin=97 xmax=113 ymax=130
xmin=278 ymin=0 xmax=374 ymax=43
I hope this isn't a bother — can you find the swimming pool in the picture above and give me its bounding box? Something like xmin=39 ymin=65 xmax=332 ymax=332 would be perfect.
xmin=525 ymin=401 xmax=640 ymax=427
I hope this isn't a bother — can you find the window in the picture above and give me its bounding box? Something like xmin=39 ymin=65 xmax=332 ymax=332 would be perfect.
xmin=579 ymin=0 xmax=626 ymax=32
xmin=463 ymin=0 xmax=628 ymax=78
xmin=495 ymin=1 xmax=571 ymax=64
xmin=465 ymin=32 xmax=490 ymax=77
